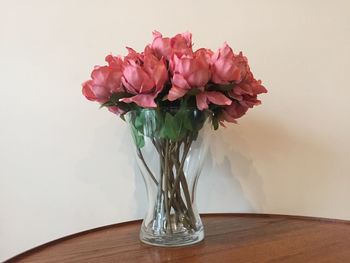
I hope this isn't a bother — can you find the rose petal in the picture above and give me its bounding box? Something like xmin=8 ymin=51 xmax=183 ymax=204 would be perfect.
xmin=172 ymin=73 xmax=190 ymax=89
xmin=151 ymin=31 xmax=172 ymax=59
xmin=168 ymin=85 xmax=189 ymax=101
xmin=221 ymin=102 xmax=249 ymax=123
xmin=108 ymin=106 xmax=123 ymax=115
xmin=120 ymin=94 xmax=157 ymax=108
xmin=196 ymin=92 xmax=209 ymax=110
xmin=205 ymin=91 xmax=232 ymax=106
xmin=187 ymin=69 xmax=210 ymax=87
xmin=82 ymin=80 xmax=96 ymax=101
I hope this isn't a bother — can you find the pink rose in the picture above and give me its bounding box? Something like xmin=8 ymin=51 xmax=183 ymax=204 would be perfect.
xmin=234 ymin=52 xmax=250 ymax=81
xmin=228 ymin=71 xmax=267 ymax=107
xmin=194 ymin=48 xmax=213 ymax=63
xmin=120 ymin=48 xmax=168 ymax=107
xmin=168 ymin=49 xmax=211 ymax=100
xmin=151 ymin=31 xmax=193 ymax=60
xmin=222 ymin=69 xmax=267 ymax=123
xmin=144 ymin=50 xmax=169 ymax=91
xmin=151 ymin=31 xmax=171 ymax=59
xmin=168 ymin=49 xmax=231 ymax=110
xmin=170 ymin=31 xmax=193 ymax=57
xmin=211 ymin=43 xmax=242 ymax=84
xmin=82 ymin=64 xmax=123 ymax=103
xmin=105 ymin=54 xmax=124 ymax=69
xmin=123 ymin=47 xmax=143 ymax=63
xmin=221 ymin=101 xmax=249 ymax=123
xmin=196 ymin=91 xmax=232 ymax=111
xmin=107 ymin=106 xmax=124 ymax=115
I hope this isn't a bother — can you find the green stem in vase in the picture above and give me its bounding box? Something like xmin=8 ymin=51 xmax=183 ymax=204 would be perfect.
xmin=136 ymin=148 xmax=158 ymax=186
xmin=138 ymin=120 xmax=198 ymax=232
xmin=163 ymin=139 xmax=173 ymax=234
xmin=151 ymin=138 xmax=188 ymax=228
xmin=166 ymin=135 xmax=196 ymax=230
xmin=169 ymin=136 xmax=192 ymax=205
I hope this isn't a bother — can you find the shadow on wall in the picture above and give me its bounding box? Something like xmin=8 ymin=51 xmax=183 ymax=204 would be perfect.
xmin=198 ymin=115 xmax=334 ymax=216
xmin=198 ymin=123 xmax=263 ymax=214
xmin=76 ymin=114 xmax=335 ymax=222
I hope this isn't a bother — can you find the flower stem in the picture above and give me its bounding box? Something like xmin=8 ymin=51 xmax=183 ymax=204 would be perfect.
xmin=169 ymin=137 xmax=191 ymax=203
xmin=136 ymin=148 xmax=158 ymax=185
xmin=163 ymin=140 xmax=173 ymax=234
xmin=145 ymin=134 xmax=197 ymax=233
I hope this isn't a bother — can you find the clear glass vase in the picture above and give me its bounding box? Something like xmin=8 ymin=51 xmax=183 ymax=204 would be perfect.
xmin=125 ymin=108 xmax=212 ymax=247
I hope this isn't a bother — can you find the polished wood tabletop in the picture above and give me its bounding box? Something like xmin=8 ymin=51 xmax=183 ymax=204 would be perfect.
xmin=7 ymin=213 xmax=350 ymax=263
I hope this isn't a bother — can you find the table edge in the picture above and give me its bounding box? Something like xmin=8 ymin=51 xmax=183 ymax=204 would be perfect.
xmin=5 ymin=213 xmax=350 ymax=262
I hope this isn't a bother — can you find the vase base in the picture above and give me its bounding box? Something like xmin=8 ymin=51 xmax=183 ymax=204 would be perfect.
xmin=140 ymin=226 xmax=204 ymax=247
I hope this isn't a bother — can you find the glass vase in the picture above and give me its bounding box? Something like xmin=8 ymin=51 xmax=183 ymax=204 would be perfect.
xmin=125 ymin=108 xmax=211 ymax=247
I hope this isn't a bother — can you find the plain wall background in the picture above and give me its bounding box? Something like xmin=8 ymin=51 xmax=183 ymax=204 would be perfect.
xmin=1 ymin=0 xmax=350 ymax=260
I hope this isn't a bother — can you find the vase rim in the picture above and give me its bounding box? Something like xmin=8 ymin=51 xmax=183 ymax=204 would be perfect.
xmin=125 ymin=107 xmax=213 ymax=114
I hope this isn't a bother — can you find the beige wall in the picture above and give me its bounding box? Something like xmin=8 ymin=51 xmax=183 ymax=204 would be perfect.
xmin=1 ymin=0 xmax=350 ymax=260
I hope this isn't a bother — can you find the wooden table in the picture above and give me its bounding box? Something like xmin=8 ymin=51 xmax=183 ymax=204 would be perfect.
xmin=7 ymin=214 xmax=350 ymax=262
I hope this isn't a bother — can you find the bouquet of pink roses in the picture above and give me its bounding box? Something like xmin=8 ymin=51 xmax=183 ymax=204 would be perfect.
xmin=82 ymin=31 xmax=267 ymax=246
xmin=82 ymin=31 xmax=266 ymax=130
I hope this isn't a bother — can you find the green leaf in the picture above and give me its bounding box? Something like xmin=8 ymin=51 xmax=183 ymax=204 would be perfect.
xmin=100 ymin=101 xmax=116 ymax=108
xmin=131 ymin=125 xmax=145 ymax=149
xmin=183 ymin=113 xmax=193 ymax=131
xmin=212 ymin=116 xmax=219 ymax=130
xmin=100 ymin=92 xmax=136 ymax=110
xmin=213 ymin=121 xmax=219 ymax=130
xmin=161 ymin=112 xmax=178 ymax=140
xmin=176 ymin=98 xmax=194 ymax=132
xmin=134 ymin=111 xmax=145 ymax=131
xmin=110 ymin=92 xmax=132 ymax=102
xmin=133 ymin=110 xmax=158 ymax=137
xmin=119 ymin=114 xmax=126 ymax=121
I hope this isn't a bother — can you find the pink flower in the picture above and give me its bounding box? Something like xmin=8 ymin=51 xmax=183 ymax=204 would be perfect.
xmin=123 ymin=47 xmax=143 ymax=63
xmin=151 ymin=31 xmax=193 ymax=60
xmin=195 ymin=48 xmax=213 ymax=63
xmin=211 ymin=43 xmax=242 ymax=84
xmin=168 ymin=49 xmax=211 ymax=100
xmin=168 ymin=49 xmax=231 ymax=110
xmin=234 ymin=52 xmax=250 ymax=81
xmin=221 ymin=101 xmax=249 ymax=123
xmin=151 ymin=31 xmax=171 ymax=59
xmin=196 ymin=91 xmax=232 ymax=111
xmin=82 ymin=31 xmax=267 ymax=119
xmin=120 ymin=48 xmax=168 ymax=107
xmin=228 ymin=71 xmax=267 ymax=107
xmin=107 ymin=106 xmax=124 ymax=115
xmin=105 ymin=54 xmax=124 ymax=69
xmin=170 ymin=31 xmax=193 ymax=57
xmin=82 ymin=64 xmax=123 ymax=103
xmin=222 ymin=69 xmax=267 ymax=123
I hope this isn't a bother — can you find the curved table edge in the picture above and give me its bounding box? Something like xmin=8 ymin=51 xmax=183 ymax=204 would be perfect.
xmin=5 ymin=213 xmax=350 ymax=262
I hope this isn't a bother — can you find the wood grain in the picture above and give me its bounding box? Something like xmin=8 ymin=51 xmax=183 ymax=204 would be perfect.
xmin=6 ymin=214 xmax=350 ymax=263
